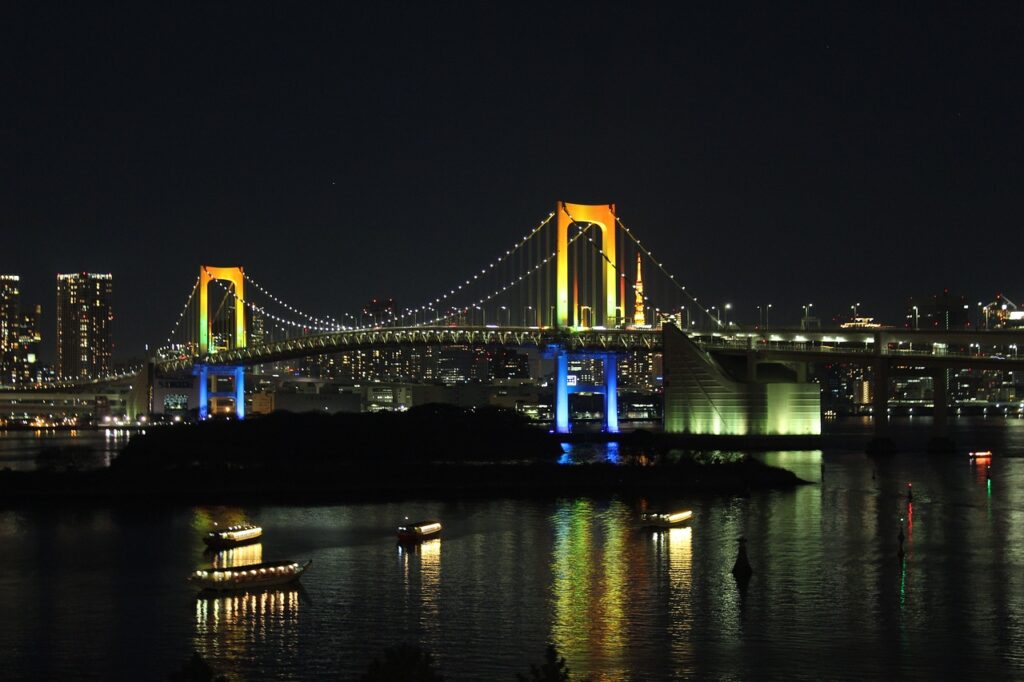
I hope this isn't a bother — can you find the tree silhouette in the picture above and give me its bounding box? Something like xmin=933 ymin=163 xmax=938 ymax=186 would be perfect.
xmin=517 ymin=644 xmax=572 ymax=682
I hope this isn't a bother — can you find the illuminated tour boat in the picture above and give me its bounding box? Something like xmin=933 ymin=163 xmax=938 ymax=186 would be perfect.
xmin=202 ymin=523 xmax=263 ymax=549
xmin=189 ymin=560 xmax=312 ymax=591
xmin=397 ymin=520 xmax=442 ymax=543
xmin=639 ymin=510 xmax=693 ymax=529
xmin=969 ymin=450 xmax=993 ymax=460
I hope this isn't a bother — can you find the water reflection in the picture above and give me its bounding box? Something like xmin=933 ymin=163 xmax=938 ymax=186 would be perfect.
xmin=194 ymin=588 xmax=300 ymax=669
xmin=665 ymin=527 xmax=694 ymax=669
xmin=398 ymin=538 xmax=441 ymax=634
xmin=551 ymin=499 xmax=638 ymax=680
xmin=210 ymin=543 xmax=263 ymax=568
xmin=7 ymin=432 xmax=1024 ymax=679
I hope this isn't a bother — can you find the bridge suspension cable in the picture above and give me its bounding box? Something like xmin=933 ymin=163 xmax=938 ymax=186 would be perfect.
xmin=162 ymin=275 xmax=200 ymax=347
xmin=209 ymin=276 xmax=342 ymax=334
xmin=387 ymin=210 xmax=556 ymax=327
xmin=614 ymin=214 xmax=720 ymax=326
xmin=558 ymin=203 xmax=720 ymax=328
xmin=242 ymin=272 xmax=348 ymax=330
xmin=412 ymin=217 xmax=600 ymax=327
xmin=225 ymin=210 xmax=558 ymax=332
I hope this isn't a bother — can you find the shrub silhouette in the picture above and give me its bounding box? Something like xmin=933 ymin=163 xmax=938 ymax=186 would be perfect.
xmin=517 ymin=644 xmax=573 ymax=682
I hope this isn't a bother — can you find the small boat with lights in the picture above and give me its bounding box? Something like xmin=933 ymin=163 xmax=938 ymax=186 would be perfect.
xmin=189 ymin=560 xmax=311 ymax=591
xmin=969 ymin=450 xmax=993 ymax=460
xmin=202 ymin=524 xmax=263 ymax=549
xmin=397 ymin=520 xmax=442 ymax=543
xmin=639 ymin=510 xmax=693 ymax=529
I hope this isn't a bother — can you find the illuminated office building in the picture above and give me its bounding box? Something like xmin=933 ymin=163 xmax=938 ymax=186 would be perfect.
xmin=1 ymin=276 xmax=21 ymax=384
xmin=56 ymin=273 xmax=113 ymax=380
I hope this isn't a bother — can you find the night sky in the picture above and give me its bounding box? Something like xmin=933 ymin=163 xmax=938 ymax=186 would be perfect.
xmin=3 ymin=3 xmax=1023 ymax=360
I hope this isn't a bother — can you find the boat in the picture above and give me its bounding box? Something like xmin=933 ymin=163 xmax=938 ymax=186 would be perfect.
xmin=639 ymin=510 xmax=693 ymax=529
xmin=397 ymin=520 xmax=442 ymax=543
xmin=969 ymin=450 xmax=993 ymax=460
xmin=189 ymin=560 xmax=311 ymax=591
xmin=203 ymin=523 xmax=263 ymax=549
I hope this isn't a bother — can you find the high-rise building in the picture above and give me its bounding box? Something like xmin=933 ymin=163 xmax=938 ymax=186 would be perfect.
xmin=0 ymin=277 xmax=39 ymax=385
xmin=1 ymin=276 xmax=21 ymax=384
xmin=56 ymin=273 xmax=113 ymax=380
xmin=12 ymin=304 xmax=41 ymax=384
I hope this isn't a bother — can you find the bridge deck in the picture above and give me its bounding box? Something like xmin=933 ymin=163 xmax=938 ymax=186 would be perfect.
xmin=154 ymin=325 xmax=1024 ymax=373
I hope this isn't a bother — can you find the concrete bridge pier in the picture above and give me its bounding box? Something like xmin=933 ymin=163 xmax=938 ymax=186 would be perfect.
xmin=602 ymin=352 xmax=619 ymax=434
xmin=194 ymin=364 xmax=245 ymax=420
xmin=551 ymin=348 xmax=619 ymax=434
xmin=555 ymin=350 xmax=569 ymax=434
xmin=927 ymin=368 xmax=955 ymax=453
xmin=866 ymin=361 xmax=896 ymax=455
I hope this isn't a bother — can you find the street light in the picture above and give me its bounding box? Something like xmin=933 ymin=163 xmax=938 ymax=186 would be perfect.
xmin=766 ymin=303 xmax=773 ymax=331
xmin=852 ymin=302 xmax=861 ymax=317
xmin=912 ymin=305 xmax=919 ymax=330
xmin=523 ymin=305 xmax=533 ymax=327
xmin=803 ymin=303 xmax=814 ymax=318
xmin=724 ymin=303 xmax=732 ymax=327
xmin=499 ymin=305 xmax=510 ymax=326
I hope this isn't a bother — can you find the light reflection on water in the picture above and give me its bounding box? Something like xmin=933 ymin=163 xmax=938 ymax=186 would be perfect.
xmin=1 ymin=421 xmax=1024 ymax=678
xmin=399 ymin=538 xmax=441 ymax=634
xmin=194 ymin=588 xmax=301 ymax=676
xmin=211 ymin=543 xmax=263 ymax=568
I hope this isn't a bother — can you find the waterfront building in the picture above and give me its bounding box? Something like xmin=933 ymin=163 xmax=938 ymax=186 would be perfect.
xmin=56 ymin=273 xmax=114 ymax=380
xmin=1 ymin=276 xmax=20 ymax=384
xmin=1 ymin=276 xmax=41 ymax=385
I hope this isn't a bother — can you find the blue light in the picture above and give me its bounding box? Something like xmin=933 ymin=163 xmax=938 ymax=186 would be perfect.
xmin=558 ymin=443 xmax=573 ymax=465
xmin=606 ymin=441 xmax=621 ymax=464
xmin=555 ymin=350 xmax=570 ymax=433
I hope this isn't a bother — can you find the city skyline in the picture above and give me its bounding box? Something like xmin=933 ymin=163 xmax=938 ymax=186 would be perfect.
xmin=4 ymin=5 xmax=1024 ymax=358
xmin=2 ymin=262 xmax=1021 ymax=365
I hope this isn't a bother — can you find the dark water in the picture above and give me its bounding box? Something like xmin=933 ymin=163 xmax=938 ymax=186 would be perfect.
xmin=1 ymin=419 xmax=1024 ymax=680
xmin=0 ymin=429 xmax=133 ymax=471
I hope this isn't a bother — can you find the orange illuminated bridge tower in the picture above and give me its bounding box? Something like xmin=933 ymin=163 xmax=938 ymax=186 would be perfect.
xmin=552 ymin=202 xmax=621 ymax=434
xmin=195 ymin=265 xmax=247 ymax=420
xmin=555 ymin=202 xmax=619 ymax=328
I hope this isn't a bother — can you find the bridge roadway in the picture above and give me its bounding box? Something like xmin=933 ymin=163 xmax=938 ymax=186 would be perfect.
xmin=157 ymin=325 xmax=1024 ymax=373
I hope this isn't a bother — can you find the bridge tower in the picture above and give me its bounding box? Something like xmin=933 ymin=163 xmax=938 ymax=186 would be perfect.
xmin=550 ymin=204 xmax=622 ymax=432
xmin=198 ymin=266 xmax=246 ymax=355
xmin=556 ymin=202 xmax=619 ymax=329
xmin=195 ymin=265 xmax=247 ymax=420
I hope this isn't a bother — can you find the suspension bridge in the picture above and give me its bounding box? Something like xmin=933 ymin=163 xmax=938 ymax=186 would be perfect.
xmin=8 ymin=201 xmax=1024 ymax=444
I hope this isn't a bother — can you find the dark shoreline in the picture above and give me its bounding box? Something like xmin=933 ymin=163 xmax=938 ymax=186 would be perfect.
xmin=0 ymin=459 xmax=806 ymax=507
xmin=0 ymin=407 xmax=809 ymax=506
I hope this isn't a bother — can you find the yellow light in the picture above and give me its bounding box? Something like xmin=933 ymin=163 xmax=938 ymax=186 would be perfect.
xmin=667 ymin=510 xmax=693 ymax=524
